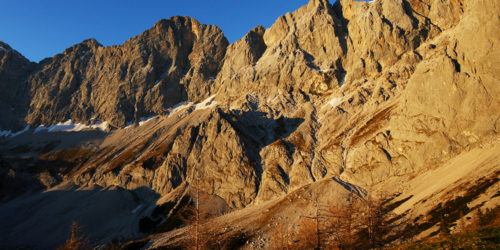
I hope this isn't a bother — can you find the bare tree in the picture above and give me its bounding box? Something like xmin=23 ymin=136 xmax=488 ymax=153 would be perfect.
xmin=439 ymin=214 xmax=451 ymax=236
xmin=361 ymin=191 xmax=418 ymax=248
xmin=339 ymin=194 xmax=361 ymax=249
xmin=335 ymin=193 xmax=364 ymax=249
xmin=272 ymin=196 xmax=333 ymax=249
xmin=456 ymin=211 xmax=467 ymax=233
xmin=294 ymin=216 xmax=320 ymax=249
xmin=269 ymin=191 xmax=416 ymax=249
xmin=194 ymin=171 xmax=201 ymax=250
xmin=319 ymin=192 xmax=365 ymax=249
xmin=299 ymin=197 xmax=322 ymax=249
xmin=469 ymin=207 xmax=491 ymax=230
xmin=58 ymin=221 xmax=88 ymax=250
xmin=364 ymin=193 xmax=391 ymax=249
xmin=181 ymin=169 xmax=211 ymax=250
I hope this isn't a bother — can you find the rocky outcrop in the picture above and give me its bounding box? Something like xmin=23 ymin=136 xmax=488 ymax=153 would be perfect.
xmin=340 ymin=0 xmax=440 ymax=81
xmin=214 ymin=0 xmax=345 ymax=99
xmin=152 ymin=109 xmax=260 ymax=208
xmin=339 ymin=0 xmax=500 ymax=187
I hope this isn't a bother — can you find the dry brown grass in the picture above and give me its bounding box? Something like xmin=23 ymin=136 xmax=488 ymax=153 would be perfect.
xmin=270 ymin=218 xmax=293 ymax=250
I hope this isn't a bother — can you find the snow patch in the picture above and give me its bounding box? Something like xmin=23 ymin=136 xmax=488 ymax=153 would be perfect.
xmin=168 ymin=95 xmax=218 ymax=115
xmin=125 ymin=96 xmax=218 ymax=129
xmin=0 ymin=125 xmax=30 ymax=138
xmin=328 ymin=97 xmax=343 ymax=107
xmin=320 ymin=96 xmax=344 ymax=113
xmin=90 ymin=121 xmax=109 ymax=131
xmin=131 ymin=204 xmax=143 ymax=214
xmin=34 ymin=125 xmax=49 ymax=133
xmin=195 ymin=95 xmax=217 ymax=110
xmin=167 ymin=101 xmax=191 ymax=115
xmin=138 ymin=116 xmax=158 ymax=126
xmin=124 ymin=121 xmax=134 ymax=129
xmin=46 ymin=120 xmax=86 ymax=132
xmin=0 ymin=130 xmax=9 ymax=137
xmin=312 ymin=66 xmax=329 ymax=73
xmin=12 ymin=125 xmax=30 ymax=137
xmin=34 ymin=120 xmax=108 ymax=133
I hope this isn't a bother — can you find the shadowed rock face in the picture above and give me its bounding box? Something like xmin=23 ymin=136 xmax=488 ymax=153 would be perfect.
xmin=0 ymin=42 xmax=35 ymax=130
xmin=1 ymin=0 xmax=499 ymax=248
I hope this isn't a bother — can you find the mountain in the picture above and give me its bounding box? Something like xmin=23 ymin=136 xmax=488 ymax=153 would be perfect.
xmin=1 ymin=16 xmax=228 ymax=130
xmin=0 ymin=0 xmax=499 ymax=248
xmin=0 ymin=41 xmax=35 ymax=130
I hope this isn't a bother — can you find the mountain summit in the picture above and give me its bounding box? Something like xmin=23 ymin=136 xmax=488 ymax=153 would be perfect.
xmin=1 ymin=16 xmax=228 ymax=130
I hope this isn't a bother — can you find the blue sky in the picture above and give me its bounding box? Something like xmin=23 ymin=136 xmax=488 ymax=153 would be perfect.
xmin=0 ymin=0 xmax=336 ymax=62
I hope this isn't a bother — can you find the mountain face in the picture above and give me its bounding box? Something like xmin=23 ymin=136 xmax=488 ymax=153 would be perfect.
xmin=0 ymin=42 xmax=35 ymax=130
xmin=1 ymin=16 xmax=228 ymax=129
xmin=1 ymin=0 xmax=499 ymax=248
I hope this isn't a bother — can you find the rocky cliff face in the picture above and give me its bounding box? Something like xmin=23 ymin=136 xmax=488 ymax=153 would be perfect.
xmin=3 ymin=16 xmax=228 ymax=129
xmin=0 ymin=42 xmax=34 ymax=130
xmin=0 ymin=0 xmax=499 ymax=248
xmin=215 ymin=0 xmax=345 ymax=98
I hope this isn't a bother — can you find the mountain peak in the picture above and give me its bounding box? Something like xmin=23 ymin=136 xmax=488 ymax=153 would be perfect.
xmin=308 ymin=0 xmax=330 ymax=8
xmin=0 ymin=41 xmax=13 ymax=52
xmin=81 ymin=38 xmax=101 ymax=48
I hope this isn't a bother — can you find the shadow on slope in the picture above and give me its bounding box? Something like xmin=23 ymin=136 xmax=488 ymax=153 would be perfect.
xmin=0 ymin=129 xmax=108 ymax=155
xmin=0 ymin=184 xmax=160 ymax=249
xmin=0 ymin=130 xmax=107 ymax=203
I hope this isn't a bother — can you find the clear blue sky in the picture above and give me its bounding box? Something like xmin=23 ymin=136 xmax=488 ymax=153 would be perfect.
xmin=0 ymin=0 xmax=335 ymax=62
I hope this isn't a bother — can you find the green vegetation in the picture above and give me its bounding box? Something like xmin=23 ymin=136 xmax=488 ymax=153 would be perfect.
xmin=393 ymin=226 xmax=500 ymax=250
xmin=393 ymin=206 xmax=500 ymax=250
